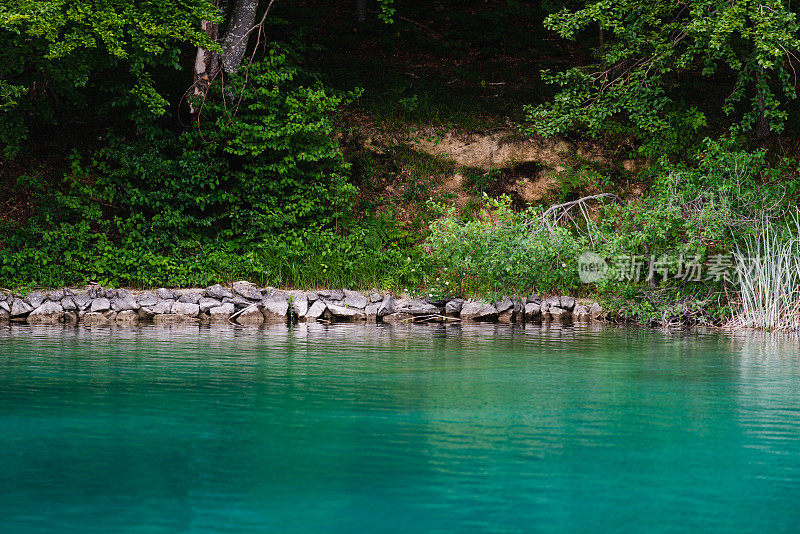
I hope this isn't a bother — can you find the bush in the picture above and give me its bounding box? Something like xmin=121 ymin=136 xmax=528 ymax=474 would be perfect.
xmin=425 ymin=196 xmax=585 ymax=299
xmin=0 ymin=50 xmax=421 ymax=289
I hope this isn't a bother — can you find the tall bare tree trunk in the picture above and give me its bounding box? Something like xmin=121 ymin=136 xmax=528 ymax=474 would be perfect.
xmin=191 ymin=0 xmax=272 ymax=112
xmin=191 ymin=17 xmax=220 ymax=112
xmin=221 ymin=0 xmax=260 ymax=74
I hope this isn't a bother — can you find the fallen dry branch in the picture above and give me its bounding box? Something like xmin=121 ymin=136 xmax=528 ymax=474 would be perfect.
xmin=540 ymin=193 xmax=623 ymax=221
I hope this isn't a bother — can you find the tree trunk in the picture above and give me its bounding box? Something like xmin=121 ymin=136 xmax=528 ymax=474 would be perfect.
xmin=221 ymin=0 xmax=260 ymax=74
xmin=190 ymin=0 xmax=262 ymax=112
xmin=191 ymin=18 xmax=220 ymax=111
xmin=356 ymin=0 xmax=367 ymax=23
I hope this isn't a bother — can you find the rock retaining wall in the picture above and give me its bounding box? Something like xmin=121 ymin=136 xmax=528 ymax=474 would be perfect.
xmin=0 ymin=282 xmax=603 ymax=326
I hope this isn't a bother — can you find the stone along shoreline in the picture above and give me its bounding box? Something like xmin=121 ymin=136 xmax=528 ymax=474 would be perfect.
xmin=0 ymin=282 xmax=603 ymax=326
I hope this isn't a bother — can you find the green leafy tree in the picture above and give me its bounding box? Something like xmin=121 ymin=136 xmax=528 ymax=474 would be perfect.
xmin=0 ymin=0 xmax=218 ymax=155
xmin=526 ymin=0 xmax=800 ymax=144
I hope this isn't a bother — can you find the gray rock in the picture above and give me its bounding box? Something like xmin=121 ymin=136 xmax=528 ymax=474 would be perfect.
xmin=527 ymin=294 xmax=542 ymax=304
xmin=61 ymin=297 xmax=77 ymax=311
xmin=589 ymin=302 xmax=603 ymax=318
xmin=319 ymin=289 xmax=344 ymax=301
xmin=305 ymin=300 xmax=327 ymax=321
xmin=116 ymin=289 xmax=130 ymax=298
xmin=93 ymin=287 xmax=111 ymax=299
xmin=0 ymin=290 xmax=8 ymax=302
xmin=233 ymin=281 xmax=262 ymax=301
xmin=111 ymin=297 xmax=139 ymax=312
xmin=445 ymin=299 xmax=463 ymax=316
xmin=377 ymin=295 xmax=395 ymax=317
xmin=102 ymin=310 xmax=118 ymax=321
xmin=137 ymin=307 xmax=155 ymax=321
xmin=306 ymin=291 xmax=319 ymax=302
xmin=156 ymin=288 xmax=176 ymax=300
xmin=288 ymin=291 xmax=308 ymax=318
xmin=365 ymin=302 xmax=380 ymax=322
xmin=10 ymin=299 xmax=34 ymax=317
xmin=0 ymin=308 xmax=9 ymax=322
xmin=548 ymin=306 xmax=568 ymax=319
xmin=177 ymin=291 xmax=202 ymax=304
xmin=48 ymin=289 xmax=65 ymax=301
xmin=210 ymin=302 xmax=235 ymax=314
xmin=495 ymin=297 xmax=514 ymax=314
xmin=524 ymin=302 xmax=541 ymax=321
xmin=560 ymin=296 xmax=576 ymax=311
xmin=460 ymin=300 xmax=498 ymax=322
xmin=116 ymin=310 xmax=138 ymax=324
xmin=343 ymin=289 xmax=368 ymax=309
xmin=90 ymin=298 xmax=111 ymax=313
xmin=72 ymin=293 xmax=91 ymax=310
xmin=82 ymin=312 xmax=112 ymax=326
xmin=223 ymin=296 xmax=253 ymax=310
xmin=499 ymin=300 xmax=523 ymax=323
xmin=545 ymin=296 xmax=561 ymax=309
xmin=205 ymin=284 xmax=233 ymax=300
xmin=369 ymin=292 xmax=383 ymax=303
xmin=172 ymin=302 xmax=200 ymax=317
xmin=498 ymin=308 xmax=518 ymax=324
xmin=262 ymin=309 xmax=288 ymax=325
xmin=137 ymin=293 xmax=159 ymax=307
xmin=395 ymin=298 xmax=441 ymax=316
xmin=151 ymin=300 xmax=173 ymax=315
xmin=209 ymin=303 xmax=235 ymax=322
xmin=63 ymin=288 xmax=74 ymax=297
xmin=573 ymin=305 xmax=590 ymax=321
xmin=198 ymin=297 xmax=222 ymax=313
xmin=326 ymin=304 xmax=367 ymax=322
xmin=24 ymin=292 xmax=46 ymax=308
xmin=235 ymin=306 xmax=264 ymax=325
xmin=27 ymin=301 xmax=65 ymax=324
xmin=0 ymin=300 xmax=10 ymax=313
xmin=262 ymin=291 xmax=289 ymax=319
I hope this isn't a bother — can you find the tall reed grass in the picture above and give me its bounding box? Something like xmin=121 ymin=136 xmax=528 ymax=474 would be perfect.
xmin=729 ymin=214 xmax=800 ymax=330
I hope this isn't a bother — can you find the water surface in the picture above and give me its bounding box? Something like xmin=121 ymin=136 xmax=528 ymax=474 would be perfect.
xmin=1 ymin=323 xmax=799 ymax=533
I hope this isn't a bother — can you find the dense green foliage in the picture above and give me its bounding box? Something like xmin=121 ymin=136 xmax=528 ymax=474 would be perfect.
xmin=0 ymin=0 xmax=217 ymax=155
xmin=0 ymin=49 xmax=419 ymax=289
xmin=426 ymin=198 xmax=584 ymax=298
xmin=2 ymin=0 xmax=800 ymax=328
xmin=527 ymin=0 xmax=800 ymax=149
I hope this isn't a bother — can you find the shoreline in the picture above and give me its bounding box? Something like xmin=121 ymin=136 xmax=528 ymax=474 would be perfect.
xmin=0 ymin=282 xmax=604 ymax=326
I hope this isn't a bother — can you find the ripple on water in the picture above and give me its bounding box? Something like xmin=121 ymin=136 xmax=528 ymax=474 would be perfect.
xmin=1 ymin=323 xmax=800 ymax=533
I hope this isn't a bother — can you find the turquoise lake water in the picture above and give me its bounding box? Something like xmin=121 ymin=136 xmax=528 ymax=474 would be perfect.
xmin=1 ymin=323 xmax=799 ymax=533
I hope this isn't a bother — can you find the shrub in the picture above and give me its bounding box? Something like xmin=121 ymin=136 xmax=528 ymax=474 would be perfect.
xmin=425 ymin=196 xmax=585 ymax=299
xmin=0 ymin=50 xmax=413 ymax=289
